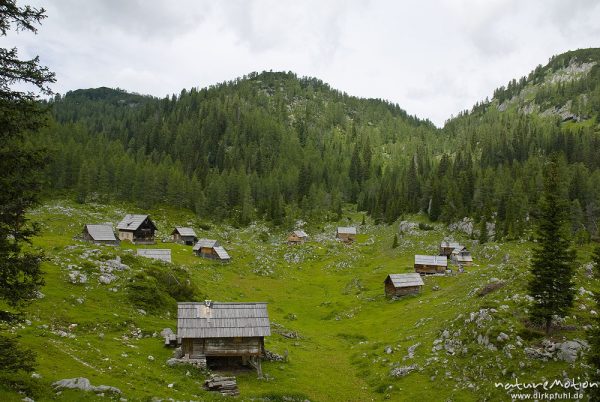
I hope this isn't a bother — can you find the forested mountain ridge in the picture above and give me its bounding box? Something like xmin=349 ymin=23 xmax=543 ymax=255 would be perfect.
xmin=40 ymin=71 xmax=441 ymax=225
xmin=37 ymin=49 xmax=600 ymax=242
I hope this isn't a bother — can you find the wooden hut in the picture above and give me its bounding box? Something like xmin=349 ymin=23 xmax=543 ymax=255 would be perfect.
xmin=384 ymin=273 xmax=424 ymax=297
xmin=193 ymin=239 xmax=231 ymax=262
xmin=414 ymin=255 xmax=448 ymax=274
xmin=177 ymin=301 xmax=270 ymax=376
xmin=287 ymin=230 xmax=308 ymax=244
xmin=451 ymin=246 xmax=473 ymax=266
xmin=336 ymin=227 xmax=357 ymax=243
xmin=137 ymin=249 xmax=172 ymax=263
xmin=439 ymin=241 xmax=462 ymax=257
xmin=117 ymin=214 xmax=157 ymax=244
xmin=172 ymin=227 xmax=198 ymax=246
xmin=81 ymin=224 xmax=119 ymax=245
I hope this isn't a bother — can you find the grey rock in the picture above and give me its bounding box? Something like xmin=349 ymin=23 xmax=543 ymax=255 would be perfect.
xmin=172 ymin=347 xmax=184 ymax=359
xmin=384 ymin=346 xmax=393 ymax=354
xmin=160 ymin=328 xmax=174 ymax=338
xmin=390 ymin=364 xmax=418 ymax=377
xmin=497 ymin=332 xmax=509 ymax=342
xmin=556 ymin=340 xmax=586 ymax=363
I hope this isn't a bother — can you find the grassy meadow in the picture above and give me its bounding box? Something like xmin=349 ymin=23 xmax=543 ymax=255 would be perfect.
xmin=0 ymin=199 xmax=597 ymax=401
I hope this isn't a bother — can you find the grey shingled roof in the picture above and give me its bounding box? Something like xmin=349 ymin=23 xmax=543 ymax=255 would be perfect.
xmin=337 ymin=227 xmax=357 ymax=235
xmin=85 ymin=224 xmax=117 ymax=241
xmin=415 ymin=255 xmax=448 ymax=266
xmin=441 ymin=241 xmax=462 ymax=249
xmin=117 ymin=214 xmax=150 ymax=231
xmin=386 ymin=273 xmax=425 ymax=288
xmin=177 ymin=302 xmax=271 ymax=338
xmin=213 ymin=246 xmax=230 ymax=260
xmin=293 ymin=230 xmax=308 ymax=238
xmin=193 ymin=238 xmax=219 ymax=251
xmin=137 ymin=249 xmax=171 ymax=262
xmin=174 ymin=227 xmax=197 ymax=237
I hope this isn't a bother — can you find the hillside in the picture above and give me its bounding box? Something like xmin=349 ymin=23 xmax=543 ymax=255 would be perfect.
xmin=0 ymin=199 xmax=597 ymax=401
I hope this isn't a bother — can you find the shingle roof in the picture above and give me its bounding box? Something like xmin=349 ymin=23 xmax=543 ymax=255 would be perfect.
xmin=441 ymin=241 xmax=462 ymax=249
xmin=174 ymin=227 xmax=197 ymax=237
xmin=293 ymin=230 xmax=308 ymax=238
xmin=85 ymin=224 xmax=117 ymax=241
xmin=193 ymin=238 xmax=219 ymax=251
xmin=386 ymin=273 xmax=425 ymax=288
xmin=117 ymin=214 xmax=152 ymax=231
xmin=177 ymin=302 xmax=271 ymax=338
xmin=137 ymin=249 xmax=171 ymax=262
xmin=415 ymin=255 xmax=448 ymax=266
xmin=337 ymin=227 xmax=357 ymax=235
xmin=213 ymin=246 xmax=230 ymax=260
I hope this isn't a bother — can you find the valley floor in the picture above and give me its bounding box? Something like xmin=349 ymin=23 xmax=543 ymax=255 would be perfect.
xmin=1 ymin=200 xmax=597 ymax=401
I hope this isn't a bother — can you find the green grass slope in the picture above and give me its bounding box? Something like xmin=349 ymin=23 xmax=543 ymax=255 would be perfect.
xmin=1 ymin=200 xmax=598 ymax=401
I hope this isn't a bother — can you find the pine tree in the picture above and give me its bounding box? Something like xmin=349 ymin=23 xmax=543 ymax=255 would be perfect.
xmin=527 ymin=155 xmax=576 ymax=334
xmin=588 ymin=245 xmax=600 ymax=400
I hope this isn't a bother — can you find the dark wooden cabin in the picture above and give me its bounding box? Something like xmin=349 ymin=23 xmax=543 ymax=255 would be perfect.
xmin=287 ymin=230 xmax=308 ymax=244
xmin=117 ymin=214 xmax=157 ymax=244
xmin=451 ymin=247 xmax=473 ymax=266
xmin=336 ymin=227 xmax=357 ymax=243
xmin=193 ymin=239 xmax=231 ymax=261
xmin=384 ymin=273 xmax=424 ymax=297
xmin=81 ymin=224 xmax=119 ymax=245
xmin=414 ymin=255 xmax=448 ymax=274
xmin=177 ymin=301 xmax=271 ymax=376
xmin=439 ymin=241 xmax=462 ymax=257
xmin=172 ymin=227 xmax=198 ymax=245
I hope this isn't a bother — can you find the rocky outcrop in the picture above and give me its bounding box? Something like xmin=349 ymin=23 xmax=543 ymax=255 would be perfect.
xmin=52 ymin=377 xmax=121 ymax=394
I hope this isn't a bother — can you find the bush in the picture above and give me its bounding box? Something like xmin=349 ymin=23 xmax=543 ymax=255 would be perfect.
xmin=126 ymin=273 xmax=172 ymax=313
xmin=418 ymin=223 xmax=434 ymax=231
xmin=198 ymin=222 xmax=212 ymax=230
xmin=126 ymin=264 xmax=201 ymax=313
xmin=0 ymin=335 xmax=36 ymax=373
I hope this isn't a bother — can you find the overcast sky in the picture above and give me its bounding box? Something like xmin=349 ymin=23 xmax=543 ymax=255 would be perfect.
xmin=3 ymin=0 xmax=600 ymax=126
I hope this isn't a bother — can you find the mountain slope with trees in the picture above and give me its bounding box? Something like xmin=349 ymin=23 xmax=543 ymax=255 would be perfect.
xmin=36 ymin=49 xmax=600 ymax=243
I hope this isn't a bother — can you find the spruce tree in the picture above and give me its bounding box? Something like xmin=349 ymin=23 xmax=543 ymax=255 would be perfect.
xmin=527 ymin=154 xmax=576 ymax=334
xmin=589 ymin=245 xmax=600 ymax=401
xmin=1 ymin=1 xmax=54 ymax=306
xmin=588 ymin=246 xmax=600 ymax=401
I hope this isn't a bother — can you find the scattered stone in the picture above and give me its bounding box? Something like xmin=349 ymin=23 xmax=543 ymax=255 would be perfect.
xmin=263 ymin=349 xmax=285 ymax=361
xmin=148 ymin=355 xmax=154 ymax=361
xmin=432 ymin=285 xmax=440 ymax=291
xmin=31 ymin=372 xmax=42 ymax=379
xmin=390 ymin=365 xmax=418 ymax=377
xmin=68 ymin=271 xmax=87 ymax=284
xmin=384 ymin=346 xmax=393 ymax=354
xmin=98 ymin=274 xmax=116 ymax=285
xmin=497 ymin=332 xmax=509 ymax=342
xmin=405 ymin=343 xmax=420 ymax=359
xmin=203 ymin=375 xmax=239 ymax=396
xmin=172 ymin=347 xmax=184 ymax=359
